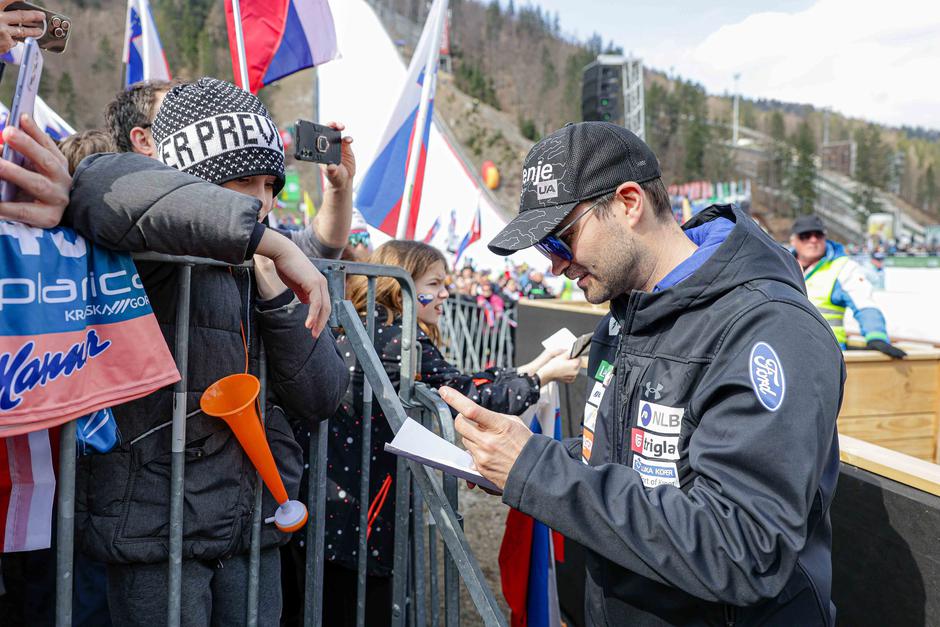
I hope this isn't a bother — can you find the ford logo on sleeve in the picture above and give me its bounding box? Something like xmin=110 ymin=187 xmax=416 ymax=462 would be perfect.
xmin=749 ymin=342 xmax=785 ymax=411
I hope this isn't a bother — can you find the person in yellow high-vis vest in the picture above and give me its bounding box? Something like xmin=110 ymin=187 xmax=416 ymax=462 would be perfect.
xmin=790 ymin=214 xmax=906 ymax=358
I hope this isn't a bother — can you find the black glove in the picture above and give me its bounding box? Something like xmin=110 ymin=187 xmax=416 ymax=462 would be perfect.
xmin=867 ymin=339 xmax=907 ymax=359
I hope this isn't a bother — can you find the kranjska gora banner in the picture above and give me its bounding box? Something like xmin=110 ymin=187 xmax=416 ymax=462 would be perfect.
xmin=0 ymin=221 xmax=180 ymax=436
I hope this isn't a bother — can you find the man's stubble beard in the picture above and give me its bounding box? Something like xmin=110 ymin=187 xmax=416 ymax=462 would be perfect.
xmin=582 ymin=226 xmax=651 ymax=304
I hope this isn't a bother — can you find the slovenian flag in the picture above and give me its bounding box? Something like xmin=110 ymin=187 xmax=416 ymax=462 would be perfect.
xmin=356 ymin=0 xmax=447 ymax=238
xmin=454 ymin=203 xmax=481 ymax=264
xmin=226 ymin=0 xmax=339 ymax=94
xmin=123 ymin=0 xmax=171 ymax=87
xmin=499 ymin=383 xmax=565 ymax=627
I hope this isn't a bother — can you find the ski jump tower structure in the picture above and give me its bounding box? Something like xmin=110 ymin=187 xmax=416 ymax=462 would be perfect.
xmin=582 ymin=54 xmax=645 ymax=140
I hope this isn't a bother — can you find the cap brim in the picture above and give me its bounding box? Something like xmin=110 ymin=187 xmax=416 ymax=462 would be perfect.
xmin=792 ymin=226 xmax=827 ymax=236
xmin=487 ymin=200 xmax=578 ymax=256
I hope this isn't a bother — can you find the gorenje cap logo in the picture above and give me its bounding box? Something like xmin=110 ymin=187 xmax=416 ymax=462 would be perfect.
xmin=520 ymin=134 xmax=570 ymax=206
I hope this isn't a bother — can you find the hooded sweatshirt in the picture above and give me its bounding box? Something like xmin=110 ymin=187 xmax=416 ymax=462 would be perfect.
xmin=503 ymin=205 xmax=845 ymax=626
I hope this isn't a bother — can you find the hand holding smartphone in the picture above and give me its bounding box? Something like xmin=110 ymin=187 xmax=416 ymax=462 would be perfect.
xmin=293 ymin=120 xmax=342 ymax=166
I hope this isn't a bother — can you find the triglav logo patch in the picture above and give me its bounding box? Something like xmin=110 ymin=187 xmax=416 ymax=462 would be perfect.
xmin=749 ymin=341 xmax=785 ymax=411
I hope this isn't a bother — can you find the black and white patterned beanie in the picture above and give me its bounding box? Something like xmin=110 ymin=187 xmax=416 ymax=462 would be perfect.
xmin=152 ymin=77 xmax=285 ymax=195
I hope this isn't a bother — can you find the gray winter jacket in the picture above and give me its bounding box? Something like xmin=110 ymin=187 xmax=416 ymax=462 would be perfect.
xmin=504 ymin=205 xmax=844 ymax=626
xmin=65 ymin=153 xmax=348 ymax=565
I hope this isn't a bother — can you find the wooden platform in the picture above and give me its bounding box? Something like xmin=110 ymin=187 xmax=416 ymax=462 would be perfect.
xmin=841 ymin=346 xmax=940 ymax=463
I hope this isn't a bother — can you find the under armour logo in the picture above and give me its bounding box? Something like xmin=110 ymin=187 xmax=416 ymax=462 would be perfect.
xmin=643 ymin=382 xmax=663 ymax=400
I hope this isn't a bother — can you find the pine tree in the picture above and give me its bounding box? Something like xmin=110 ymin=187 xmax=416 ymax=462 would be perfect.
xmin=790 ymin=121 xmax=817 ymax=215
xmin=57 ymin=72 xmax=78 ymax=122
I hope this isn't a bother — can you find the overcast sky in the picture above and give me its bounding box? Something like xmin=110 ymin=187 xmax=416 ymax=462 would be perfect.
xmin=525 ymin=0 xmax=940 ymax=130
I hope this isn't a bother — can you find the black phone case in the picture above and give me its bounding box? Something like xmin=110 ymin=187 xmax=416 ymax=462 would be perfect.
xmin=293 ymin=120 xmax=342 ymax=165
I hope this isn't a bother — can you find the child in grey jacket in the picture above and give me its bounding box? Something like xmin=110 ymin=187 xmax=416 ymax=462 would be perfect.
xmin=66 ymin=78 xmax=348 ymax=626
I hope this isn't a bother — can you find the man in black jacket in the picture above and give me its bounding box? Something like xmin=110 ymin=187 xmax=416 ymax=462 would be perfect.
xmin=440 ymin=122 xmax=844 ymax=626
xmin=67 ymin=79 xmax=348 ymax=625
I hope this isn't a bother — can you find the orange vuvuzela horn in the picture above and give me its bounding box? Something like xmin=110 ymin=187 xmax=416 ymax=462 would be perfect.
xmin=200 ymin=373 xmax=308 ymax=533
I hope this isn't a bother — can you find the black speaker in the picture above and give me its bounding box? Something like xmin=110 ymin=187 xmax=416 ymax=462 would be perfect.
xmin=581 ymin=62 xmax=623 ymax=124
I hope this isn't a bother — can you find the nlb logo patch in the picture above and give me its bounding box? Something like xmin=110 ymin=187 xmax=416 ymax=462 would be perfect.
xmin=749 ymin=341 xmax=785 ymax=411
xmin=637 ymin=400 xmax=684 ymax=435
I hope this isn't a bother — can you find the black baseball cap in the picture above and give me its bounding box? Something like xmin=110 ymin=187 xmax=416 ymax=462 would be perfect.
xmin=791 ymin=214 xmax=827 ymax=236
xmin=488 ymin=122 xmax=661 ymax=255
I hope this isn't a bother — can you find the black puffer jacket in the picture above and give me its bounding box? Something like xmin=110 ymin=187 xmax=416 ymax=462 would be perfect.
xmin=66 ymin=153 xmax=348 ymax=564
xmin=310 ymin=305 xmax=539 ymax=576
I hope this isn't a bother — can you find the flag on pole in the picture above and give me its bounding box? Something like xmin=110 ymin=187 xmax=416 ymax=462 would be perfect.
xmin=123 ymin=0 xmax=171 ymax=87
xmin=0 ymin=97 xmax=75 ymax=144
xmin=499 ymin=383 xmax=565 ymax=627
xmin=422 ymin=216 xmax=440 ymax=244
xmin=225 ymin=0 xmax=339 ymax=94
xmin=356 ymin=0 xmax=447 ymax=237
xmin=454 ymin=203 xmax=481 ymax=264
xmin=0 ymin=429 xmax=58 ymax=552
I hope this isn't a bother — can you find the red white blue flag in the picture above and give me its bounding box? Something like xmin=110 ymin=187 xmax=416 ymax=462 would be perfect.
xmin=123 ymin=0 xmax=171 ymax=87
xmin=454 ymin=203 xmax=481 ymax=264
xmin=0 ymin=428 xmax=57 ymax=552
xmin=499 ymin=383 xmax=564 ymax=627
xmin=356 ymin=0 xmax=446 ymax=238
xmin=226 ymin=0 xmax=339 ymax=94
xmin=422 ymin=216 xmax=440 ymax=244
xmin=0 ymin=97 xmax=75 ymax=143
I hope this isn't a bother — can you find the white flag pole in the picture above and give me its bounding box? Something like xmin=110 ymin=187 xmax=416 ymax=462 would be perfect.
xmin=395 ymin=0 xmax=449 ymax=240
xmin=230 ymin=0 xmax=251 ymax=91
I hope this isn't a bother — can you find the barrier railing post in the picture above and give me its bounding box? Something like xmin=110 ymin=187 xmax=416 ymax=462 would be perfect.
xmin=356 ymin=277 xmax=377 ymax=627
xmin=167 ymin=264 xmax=192 ymax=627
xmin=303 ymin=418 xmax=329 ymax=627
xmin=54 ymin=419 xmax=77 ymax=627
xmin=246 ymin=347 xmax=266 ymax=626
xmin=335 ymin=298 xmax=506 ymax=626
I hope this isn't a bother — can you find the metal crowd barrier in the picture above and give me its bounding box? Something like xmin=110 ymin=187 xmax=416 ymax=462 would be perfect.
xmin=439 ymin=297 xmax=516 ymax=373
xmin=52 ymin=254 xmax=507 ymax=627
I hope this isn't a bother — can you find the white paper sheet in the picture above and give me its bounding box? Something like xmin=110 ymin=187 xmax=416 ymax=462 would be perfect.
xmin=541 ymin=327 xmax=577 ymax=354
xmin=384 ymin=418 xmax=502 ymax=494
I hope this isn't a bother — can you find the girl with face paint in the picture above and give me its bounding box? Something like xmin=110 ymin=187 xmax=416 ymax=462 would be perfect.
xmin=304 ymin=240 xmax=580 ymax=626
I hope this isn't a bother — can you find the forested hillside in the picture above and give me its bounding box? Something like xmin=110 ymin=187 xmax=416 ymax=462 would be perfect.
xmin=4 ymin=0 xmax=936 ymax=220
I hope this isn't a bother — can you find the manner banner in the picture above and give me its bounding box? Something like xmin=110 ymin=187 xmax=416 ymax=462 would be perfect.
xmin=0 ymin=222 xmax=180 ymax=435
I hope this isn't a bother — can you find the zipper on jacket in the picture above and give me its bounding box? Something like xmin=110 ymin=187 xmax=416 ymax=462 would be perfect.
xmin=612 ymin=296 xmax=639 ymax=464
xmin=723 ymin=604 xmax=736 ymax=627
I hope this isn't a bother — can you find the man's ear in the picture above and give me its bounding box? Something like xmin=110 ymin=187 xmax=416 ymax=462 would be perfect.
xmin=128 ymin=126 xmax=155 ymax=157
xmin=614 ymin=181 xmax=644 ymax=227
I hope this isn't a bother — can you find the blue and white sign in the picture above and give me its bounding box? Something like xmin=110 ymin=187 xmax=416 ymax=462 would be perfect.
xmin=749 ymin=341 xmax=785 ymax=412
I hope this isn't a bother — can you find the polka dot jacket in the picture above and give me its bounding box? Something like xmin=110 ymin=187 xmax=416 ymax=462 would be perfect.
xmin=300 ymin=305 xmax=540 ymax=577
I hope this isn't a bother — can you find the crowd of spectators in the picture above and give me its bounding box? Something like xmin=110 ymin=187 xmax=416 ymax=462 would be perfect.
xmin=0 ymin=64 xmax=578 ymax=625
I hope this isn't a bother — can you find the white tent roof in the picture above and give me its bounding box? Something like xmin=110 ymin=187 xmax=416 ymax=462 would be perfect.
xmin=319 ymin=0 xmax=548 ymax=273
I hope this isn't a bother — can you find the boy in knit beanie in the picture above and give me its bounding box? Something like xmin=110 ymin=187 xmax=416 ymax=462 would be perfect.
xmin=69 ymin=78 xmax=348 ymax=625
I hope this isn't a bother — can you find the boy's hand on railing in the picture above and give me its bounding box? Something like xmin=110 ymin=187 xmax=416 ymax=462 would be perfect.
xmin=256 ymin=229 xmax=331 ymax=337
xmin=536 ymin=354 xmax=582 ymax=385
xmin=0 ymin=115 xmax=71 ymax=228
